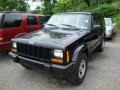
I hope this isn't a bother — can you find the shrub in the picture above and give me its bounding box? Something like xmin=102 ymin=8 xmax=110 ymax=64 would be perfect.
xmin=114 ymin=14 xmax=120 ymax=32
xmin=94 ymin=4 xmax=119 ymax=17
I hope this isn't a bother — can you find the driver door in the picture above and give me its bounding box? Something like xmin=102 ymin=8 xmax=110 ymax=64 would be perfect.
xmin=91 ymin=15 xmax=103 ymax=50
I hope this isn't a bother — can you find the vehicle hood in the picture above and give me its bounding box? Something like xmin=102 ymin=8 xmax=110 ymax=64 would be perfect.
xmin=13 ymin=28 xmax=88 ymax=49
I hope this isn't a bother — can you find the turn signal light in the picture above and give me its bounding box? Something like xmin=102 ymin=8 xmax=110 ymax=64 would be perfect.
xmin=11 ymin=48 xmax=17 ymax=53
xmin=66 ymin=51 xmax=70 ymax=63
xmin=51 ymin=58 xmax=63 ymax=64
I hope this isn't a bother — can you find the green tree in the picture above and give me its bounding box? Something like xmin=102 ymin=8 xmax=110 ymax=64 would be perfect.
xmin=33 ymin=0 xmax=57 ymax=15
xmin=0 ymin=0 xmax=28 ymax=11
xmin=53 ymin=0 xmax=72 ymax=13
xmin=84 ymin=0 xmax=90 ymax=6
xmin=32 ymin=6 xmax=41 ymax=14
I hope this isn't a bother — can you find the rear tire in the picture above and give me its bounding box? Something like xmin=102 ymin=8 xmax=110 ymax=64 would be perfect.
xmin=67 ymin=53 xmax=88 ymax=85
xmin=96 ymin=39 xmax=105 ymax=52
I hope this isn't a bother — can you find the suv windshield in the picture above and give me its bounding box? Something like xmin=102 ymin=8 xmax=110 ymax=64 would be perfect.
xmin=45 ymin=14 xmax=90 ymax=30
xmin=104 ymin=18 xmax=113 ymax=26
xmin=0 ymin=13 xmax=3 ymax=28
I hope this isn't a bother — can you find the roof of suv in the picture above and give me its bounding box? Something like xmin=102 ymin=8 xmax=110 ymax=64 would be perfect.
xmin=56 ymin=12 xmax=101 ymax=16
xmin=61 ymin=12 xmax=92 ymax=14
xmin=0 ymin=11 xmax=49 ymax=16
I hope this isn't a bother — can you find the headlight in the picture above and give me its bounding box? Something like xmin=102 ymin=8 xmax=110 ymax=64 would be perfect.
xmin=53 ymin=50 xmax=63 ymax=58
xmin=12 ymin=42 xmax=17 ymax=48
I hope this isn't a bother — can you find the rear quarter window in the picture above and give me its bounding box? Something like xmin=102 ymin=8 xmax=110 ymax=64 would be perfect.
xmin=0 ymin=13 xmax=3 ymax=28
xmin=27 ymin=16 xmax=38 ymax=25
xmin=3 ymin=13 xmax=22 ymax=28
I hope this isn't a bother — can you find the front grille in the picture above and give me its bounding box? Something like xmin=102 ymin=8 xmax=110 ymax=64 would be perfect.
xmin=17 ymin=43 xmax=51 ymax=62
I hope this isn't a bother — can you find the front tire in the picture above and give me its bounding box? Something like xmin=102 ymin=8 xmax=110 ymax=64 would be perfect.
xmin=68 ymin=53 xmax=88 ymax=85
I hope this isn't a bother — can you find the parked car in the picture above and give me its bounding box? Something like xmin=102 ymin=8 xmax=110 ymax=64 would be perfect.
xmin=104 ymin=18 xmax=116 ymax=39
xmin=9 ymin=12 xmax=105 ymax=85
xmin=0 ymin=11 xmax=50 ymax=51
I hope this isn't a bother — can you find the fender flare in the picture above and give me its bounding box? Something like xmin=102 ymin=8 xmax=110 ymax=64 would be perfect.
xmin=14 ymin=33 xmax=27 ymax=38
xmin=72 ymin=44 xmax=88 ymax=62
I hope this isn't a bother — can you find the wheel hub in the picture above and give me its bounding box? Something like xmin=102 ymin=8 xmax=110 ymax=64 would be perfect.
xmin=78 ymin=59 xmax=86 ymax=79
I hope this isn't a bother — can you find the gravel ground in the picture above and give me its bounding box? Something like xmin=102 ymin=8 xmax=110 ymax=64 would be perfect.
xmin=0 ymin=34 xmax=120 ymax=90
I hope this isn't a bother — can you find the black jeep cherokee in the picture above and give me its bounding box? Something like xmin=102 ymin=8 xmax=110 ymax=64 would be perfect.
xmin=9 ymin=12 xmax=105 ymax=85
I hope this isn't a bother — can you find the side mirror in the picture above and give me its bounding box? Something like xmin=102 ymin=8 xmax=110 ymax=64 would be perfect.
xmin=113 ymin=23 xmax=116 ymax=26
xmin=44 ymin=23 xmax=47 ymax=26
xmin=92 ymin=25 xmax=101 ymax=32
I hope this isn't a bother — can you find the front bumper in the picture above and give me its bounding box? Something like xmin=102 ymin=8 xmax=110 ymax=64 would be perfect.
xmin=105 ymin=30 xmax=112 ymax=38
xmin=9 ymin=52 xmax=75 ymax=78
xmin=105 ymin=32 xmax=112 ymax=38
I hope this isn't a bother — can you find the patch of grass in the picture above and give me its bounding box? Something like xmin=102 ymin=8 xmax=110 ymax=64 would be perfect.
xmin=113 ymin=14 xmax=120 ymax=33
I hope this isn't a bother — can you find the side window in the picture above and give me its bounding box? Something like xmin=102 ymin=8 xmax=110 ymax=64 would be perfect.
xmin=3 ymin=14 xmax=22 ymax=28
xmin=92 ymin=15 xmax=105 ymax=29
xmin=93 ymin=15 xmax=102 ymax=25
xmin=111 ymin=18 xmax=114 ymax=24
xmin=27 ymin=16 xmax=38 ymax=25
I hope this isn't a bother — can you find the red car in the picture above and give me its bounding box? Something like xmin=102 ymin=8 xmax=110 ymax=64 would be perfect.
xmin=0 ymin=12 xmax=50 ymax=51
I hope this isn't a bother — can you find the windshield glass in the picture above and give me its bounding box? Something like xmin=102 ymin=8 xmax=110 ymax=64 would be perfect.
xmin=0 ymin=13 xmax=3 ymax=28
xmin=104 ymin=18 xmax=113 ymax=26
xmin=45 ymin=14 xmax=90 ymax=30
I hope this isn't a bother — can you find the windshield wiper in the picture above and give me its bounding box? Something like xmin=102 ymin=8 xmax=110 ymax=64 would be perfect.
xmin=61 ymin=24 xmax=80 ymax=30
xmin=46 ymin=24 xmax=58 ymax=28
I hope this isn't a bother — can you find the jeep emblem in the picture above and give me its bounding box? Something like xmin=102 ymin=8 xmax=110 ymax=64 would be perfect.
xmin=29 ymin=41 xmax=34 ymax=44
